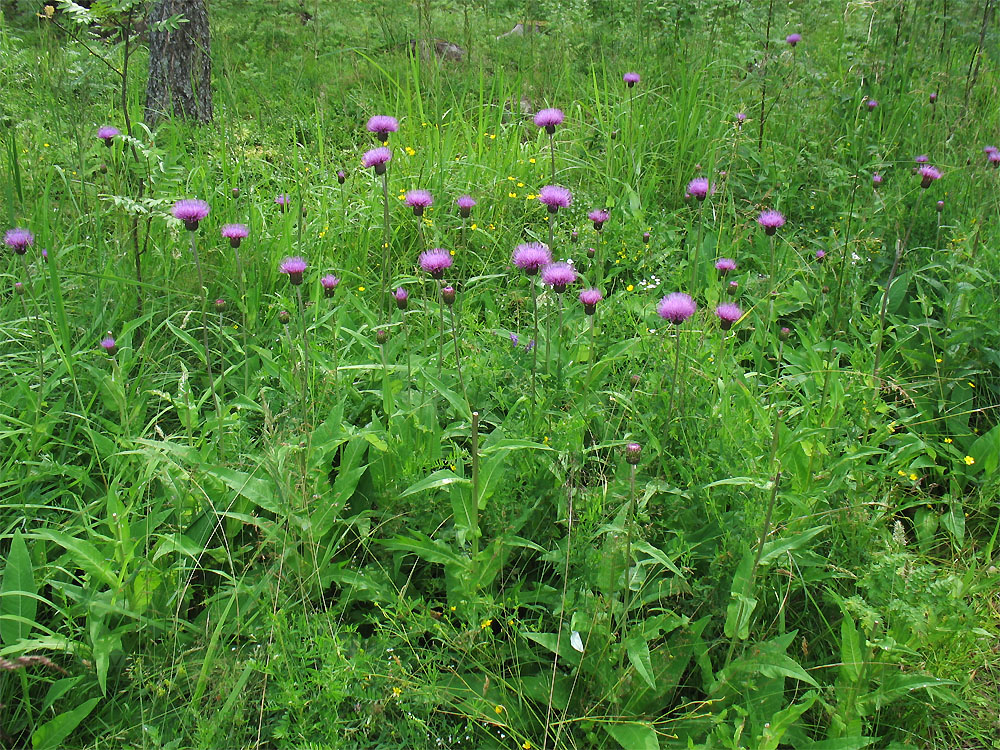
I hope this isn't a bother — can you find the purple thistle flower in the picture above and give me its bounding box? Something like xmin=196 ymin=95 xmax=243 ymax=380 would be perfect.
xmin=221 ymin=223 xmax=248 ymax=248
xmin=541 ymin=261 xmax=577 ymax=292
xmin=579 ymin=288 xmax=603 ymax=315
xmin=362 ymin=146 xmax=392 ymax=174
xmin=533 ymin=108 xmax=564 ymax=134
xmin=625 ymin=442 xmax=642 ymax=465
xmin=915 ymin=154 xmax=929 ymax=164
xmin=815 ymin=249 xmax=826 ymax=263
xmin=405 ymin=189 xmax=434 ymax=216
xmin=14 ymin=281 xmax=24 ymax=295
xmin=623 ymin=72 xmax=640 ymax=87
xmin=172 ymin=199 xmax=210 ymax=231
xmin=512 ymin=242 xmax=552 ymax=275
xmin=321 ymin=274 xmax=340 ymax=297
xmin=419 ymin=248 xmax=453 ymax=279
xmin=337 ymin=170 xmax=347 ymax=184
xmin=929 ymin=92 xmax=937 ymax=103
xmin=456 ymin=194 xmax=476 ymax=218
xmin=786 ymin=33 xmax=802 ymax=46
xmin=642 ymin=231 xmax=650 ymax=244
xmin=394 ymin=286 xmax=409 ymax=309
xmin=538 ymin=185 xmax=572 ymax=213
xmin=100 ymin=334 xmax=117 ymax=355
xmin=275 ymin=194 xmax=291 ymax=212
xmin=715 ymin=257 xmax=737 ymax=275
xmin=918 ymin=165 xmax=942 ymax=188
xmin=867 ymin=98 xmax=878 ymax=111
xmin=4 ymin=228 xmax=34 ymax=254
xmin=736 ymin=112 xmax=747 ymax=128
xmin=215 ymin=298 xmax=227 ymax=311
xmin=983 ymin=145 xmax=998 ymax=155
xmin=727 ymin=280 xmax=739 ymax=295
xmin=657 ymin=292 xmax=696 ymax=324
xmin=715 ymin=303 xmax=742 ymax=330
xmin=757 ymin=209 xmax=786 ymax=236
xmin=366 ymin=115 xmax=399 ymax=141
xmin=686 ymin=177 xmax=715 ymax=201
xmin=936 ymin=200 xmax=945 ymax=212
xmin=280 ymin=256 xmax=308 ymax=285
xmin=872 ymin=172 xmax=884 ymax=187
xmin=41 ymin=248 xmax=48 ymax=262
xmin=588 ymin=209 xmax=609 ymax=230
xmin=97 ymin=126 xmax=120 ymax=145
xmin=441 ymin=286 xmax=456 ymax=306
xmin=989 ymin=152 xmax=1000 ymax=167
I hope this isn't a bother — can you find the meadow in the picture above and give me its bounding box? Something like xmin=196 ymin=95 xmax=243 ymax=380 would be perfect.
xmin=1 ymin=0 xmax=999 ymax=748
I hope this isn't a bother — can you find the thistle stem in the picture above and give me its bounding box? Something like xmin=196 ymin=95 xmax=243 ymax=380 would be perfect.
xmin=190 ymin=232 xmax=223 ymax=454
xmin=380 ymin=169 xmax=391 ymax=320
xmin=450 ymin=305 xmax=468 ymax=403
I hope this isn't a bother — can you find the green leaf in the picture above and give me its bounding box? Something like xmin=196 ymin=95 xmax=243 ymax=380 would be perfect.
xmin=31 ymin=696 xmax=100 ymax=750
xmin=398 ymin=469 xmax=470 ymax=499
xmin=1 ymin=531 xmax=37 ymax=646
xmin=35 ymin=530 xmax=116 ymax=588
xmin=799 ymin=738 xmax=876 ymax=750
xmin=625 ymin=635 xmax=657 ymax=690
xmin=940 ymin=502 xmax=965 ymax=547
xmin=204 ymin=466 xmax=283 ymax=515
xmin=759 ymin=691 xmax=818 ymax=750
xmin=969 ymin=424 xmax=999 ymax=475
xmin=384 ymin=533 xmax=467 ymax=568
xmin=840 ymin=613 xmax=864 ymax=684
xmin=758 ymin=525 xmax=828 ymax=567
xmin=603 ymin=721 xmax=659 ymax=750
xmin=420 ymin=371 xmax=471 ymax=420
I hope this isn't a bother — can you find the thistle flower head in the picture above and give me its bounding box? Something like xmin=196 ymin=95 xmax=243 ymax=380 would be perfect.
xmin=221 ymin=223 xmax=248 ymax=248
xmin=275 ymin=193 xmax=291 ymax=207
xmin=4 ymin=228 xmax=34 ymax=254
xmin=405 ymin=189 xmax=433 ymax=215
xmin=97 ymin=126 xmax=120 ymax=143
xmin=456 ymin=195 xmax=476 ymax=218
xmin=929 ymin=92 xmax=937 ymax=103
xmin=915 ymin=154 xmax=929 ymax=164
xmin=362 ymin=146 xmax=392 ymax=172
xmin=366 ymin=115 xmax=399 ymax=140
xmin=512 ymin=242 xmax=552 ymax=275
xmin=657 ymin=292 xmax=696 ymax=324
xmin=280 ymin=256 xmax=308 ymax=285
xmin=918 ymin=165 xmax=942 ymax=187
xmin=786 ymin=33 xmax=801 ymax=46
xmin=541 ymin=261 xmax=577 ymax=292
xmin=337 ymin=170 xmax=347 ymax=184
xmin=866 ymin=98 xmax=878 ymax=110
xmin=441 ymin=286 xmax=456 ymax=306
xmin=172 ymin=199 xmax=210 ymax=230
xmin=737 ymin=112 xmax=747 ymax=123
xmin=419 ymin=248 xmax=453 ymax=279
xmin=983 ymin=145 xmax=998 ymax=155
xmin=623 ymin=72 xmax=640 ymax=87
xmin=715 ymin=257 xmax=737 ymax=274
xmin=538 ymin=185 xmax=572 ymax=212
xmin=394 ymin=286 xmax=409 ymax=309
xmin=588 ymin=209 xmax=609 ymax=229
xmin=321 ymin=274 xmax=340 ymax=297
xmin=757 ymin=209 xmax=785 ymax=235
xmin=686 ymin=177 xmax=715 ymax=200
xmin=100 ymin=334 xmax=116 ymax=355
xmin=625 ymin=442 xmax=642 ymax=465
xmin=715 ymin=303 xmax=742 ymax=330
xmin=872 ymin=172 xmax=883 ymax=186
xmin=533 ymin=108 xmax=564 ymax=133
xmin=579 ymin=287 xmax=603 ymax=315
xmin=815 ymin=249 xmax=826 ymax=262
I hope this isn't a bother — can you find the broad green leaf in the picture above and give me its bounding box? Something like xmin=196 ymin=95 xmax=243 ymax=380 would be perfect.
xmin=625 ymin=635 xmax=657 ymax=690
xmin=759 ymin=691 xmax=818 ymax=750
xmin=940 ymin=502 xmax=965 ymax=547
xmin=35 ymin=530 xmax=116 ymax=588
xmin=634 ymin=541 xmax=684 ymax=577
xmin=969 ymin=423 xmax=999 ymax=475
xmin=204 ymin=466 xmax=283 ymax=515
xmin=398 ymin=469 xmax=470 ymax=499
xmin=800 ymin=737 xmax=876 ymax=750
xmin=840 ymin=613 xmax=864 ymax=684
xmin=603 ymin=721 xmax=659 ymax=750
xmin=1 ymin=531 xmax=37 ymax=645
xmin=758 ymin=525 xmax=828 ymax=567
xmin=31 ymin=696 xmax=100 ymax=750
xmin=384 ymin=534 xmax=467 ymax=568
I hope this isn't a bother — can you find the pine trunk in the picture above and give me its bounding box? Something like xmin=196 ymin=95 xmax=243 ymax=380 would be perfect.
xmin=145 ymin=0 xmax=212 ymax=125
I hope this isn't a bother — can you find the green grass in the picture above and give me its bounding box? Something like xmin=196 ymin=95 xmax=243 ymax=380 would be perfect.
xmin=0 ymin=0 xmax=998 ymax=748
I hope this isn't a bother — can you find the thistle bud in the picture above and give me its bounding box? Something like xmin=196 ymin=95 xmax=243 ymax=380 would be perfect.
xmin=278 ymin=309 xmax=290 ymax=325
xmin=376 ymin=328 xmax=389 ymax=344
xmin=625 ymin=442 xmax=642 ymax=465
xmin=441 ymin=286 xmax=456 ymax=306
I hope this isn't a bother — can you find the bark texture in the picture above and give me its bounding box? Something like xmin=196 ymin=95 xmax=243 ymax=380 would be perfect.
xmin=145 ymin=0 xmax=212 ymax=125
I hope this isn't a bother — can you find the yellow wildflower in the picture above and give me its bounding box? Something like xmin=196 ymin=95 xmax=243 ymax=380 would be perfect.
xmin=626 ymin=284 xmax=634 ymax=292
xmin=358 ymin=286 xmax=366 ymax=292
xmin=944 ymin=438 xmax=953 ymax=444
xmin=529 ymin=158 xmax=536 ymax=164
xmin=405 ymin=146 xmax=416 ymax=156
xmin=964 ymin=456 xmax=975 ymax=465
xmin=494 ymin=705 xmax=504 ymax=714
xmin=909 ymin=473 xmax=918 ymax=481
xmin=392 ymin=686 xmax=402 ymax=697
xmin=481 ymin=619 xmax=492 ymax=629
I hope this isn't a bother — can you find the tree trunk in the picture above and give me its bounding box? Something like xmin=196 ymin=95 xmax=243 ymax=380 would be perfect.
xmin=145 ymin=0 xmax=212 ymax=125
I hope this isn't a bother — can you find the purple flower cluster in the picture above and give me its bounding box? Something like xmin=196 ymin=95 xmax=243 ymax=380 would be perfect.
xmin=405 ymin=189 xmax=433 ymax=215
xmin=4 ymin=228 xmax=34 ymax=254
xmin=362 ymin=146 xmax=392 ymax=174
xmin=280 ymin=256 xmax=307 ymax=285
xmin=541 ymin=261 xmax=577 ymax=292
xmin=657 ymin=293 xmax=696 ymax=324
xmin=757 ymin=209 xmax=786 ymax=235
xmin=221 ymin=223 xmax=248 ymax=248
xmin=367 ymin=115 xmax=399 ymax=141
xmin=172 ymin=199 xmax=210 ymax=231
xmin=538 ymin=185 xmax=572 ymax=213
xmin=419 ymin=248 xmax=453 ymax=279
xmin=512 ymin=242 xmax=552 ymax=275
xmin=533 ymin=108 xmax=564 ymax=133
